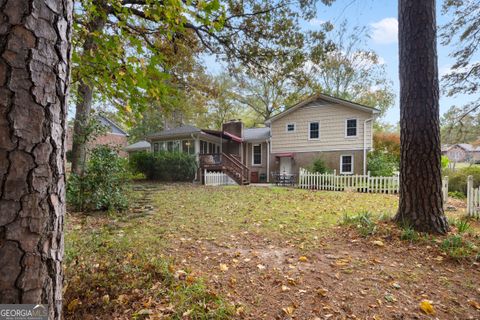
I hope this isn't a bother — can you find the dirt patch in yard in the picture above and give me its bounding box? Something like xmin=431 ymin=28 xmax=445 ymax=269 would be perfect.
xmin=169 ymin=227 xmax=480 ymax=320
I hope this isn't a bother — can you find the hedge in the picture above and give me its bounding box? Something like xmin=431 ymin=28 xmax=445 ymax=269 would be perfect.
xmin=129 ymin=151 xmax=196 ymax=181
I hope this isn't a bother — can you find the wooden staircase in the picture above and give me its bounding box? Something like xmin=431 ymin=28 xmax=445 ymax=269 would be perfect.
xmin=200 ymin=153 xmax=250 ymax=185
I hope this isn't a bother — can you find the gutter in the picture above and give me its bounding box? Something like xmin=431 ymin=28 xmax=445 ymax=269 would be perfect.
xmin=363 ymin=118 xmax=373 ymax=175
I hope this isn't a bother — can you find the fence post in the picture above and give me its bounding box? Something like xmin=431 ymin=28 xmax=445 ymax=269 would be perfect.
xmin=367 ymin=171 xmax=371 ymax=193
xmin=333 ymin=169 xmax=337 ymax=191
xmin=467 ymin=175 xmax=473 ymax=216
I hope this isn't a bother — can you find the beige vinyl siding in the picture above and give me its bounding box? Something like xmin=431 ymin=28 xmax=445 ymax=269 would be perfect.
xmin=271 ymin=102 xmax=374 ymax=153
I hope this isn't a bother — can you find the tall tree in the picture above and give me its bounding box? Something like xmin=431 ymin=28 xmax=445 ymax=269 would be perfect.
xmin=441 ymin=105 xmax=480 ymax=144
xmin=0 ymin=0 xmax=72 ymax=317
xmin=235 ymin=62 xmax=313 ymax=123
xmin=440 ymin=0 xmax=480 ymax=137
xmin=307 ymin=22 xmax=395 ymax=117
xmin=70 ymin=0 xmax=334 ymax=174
xmin=394 ymin=0 xmax=449 ymax=233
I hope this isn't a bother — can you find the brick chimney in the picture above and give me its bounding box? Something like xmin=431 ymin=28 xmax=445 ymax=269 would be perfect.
xmin=222 ymin=119 xmax=243 ymax=138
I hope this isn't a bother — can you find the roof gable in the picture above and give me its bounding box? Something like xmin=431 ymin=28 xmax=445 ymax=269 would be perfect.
xmin=98 ymin=115 xmax=128 ymax=136
xmin=265 ymin=93 xmax=380 ymax=124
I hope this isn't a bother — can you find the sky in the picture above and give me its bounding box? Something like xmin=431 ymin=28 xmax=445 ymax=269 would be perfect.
xmin=203 ymin=0 xmax=477 ymax=125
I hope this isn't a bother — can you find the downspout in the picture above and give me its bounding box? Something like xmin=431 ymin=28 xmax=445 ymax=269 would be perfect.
xmin=266 ymin=138 xmax=270 ymax=183
xmin=363 ymin=118 xmax=373 ymax=175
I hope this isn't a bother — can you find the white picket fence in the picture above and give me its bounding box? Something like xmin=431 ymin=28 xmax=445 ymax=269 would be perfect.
xmin=467 ymin=175 xmax=480 ymax=217
xmin=299 ymin=168 xmax=449 ymax=199
xmin=204 ymin=170 xmax=238 ymax=186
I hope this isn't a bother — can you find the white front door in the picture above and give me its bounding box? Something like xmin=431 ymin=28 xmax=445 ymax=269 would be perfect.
xmin=279 ymin=157 xmax=292 ymax=174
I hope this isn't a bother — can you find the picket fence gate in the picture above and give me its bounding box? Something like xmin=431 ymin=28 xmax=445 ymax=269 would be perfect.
xmin=299 ymin=168 xmax=449 ymax=200
xmin=204 ymin=170 xmax=238 ymax=186
xmin=467 ymin=175 xmax=480 ymax=217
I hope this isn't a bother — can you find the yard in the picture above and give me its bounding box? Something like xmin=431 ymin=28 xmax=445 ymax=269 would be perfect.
xmin=64 ymin=183 xmax=480 ymax=319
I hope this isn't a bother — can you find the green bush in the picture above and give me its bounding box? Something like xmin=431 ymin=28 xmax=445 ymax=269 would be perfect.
xmin=67 ymin=146 xmax=130 ymax=211
xmin=367 ymin=152 xmax=399 ymax=177
xmin=66 ymin=150 xmax=73 ymax=163
xmin=310 ymin=158 xmax=331 ymax=173
xmin=129 ymin=151 xmax=196 ymax=181
xmin=447 ymin=166 xmax=480 ymax=196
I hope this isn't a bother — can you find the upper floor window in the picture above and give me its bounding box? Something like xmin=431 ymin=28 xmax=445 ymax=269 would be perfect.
xmin=346 ymin=119 xmax=357 ymax=137
xmin=340 ymin=155 xmax=353 ymax=174
xmin=286 ymin=123 xmax=295 ymax=132
xmin=309 ymin=122 xmax=320 ymax=140
xmin=252 ymin=144 xmax=262 ymax=165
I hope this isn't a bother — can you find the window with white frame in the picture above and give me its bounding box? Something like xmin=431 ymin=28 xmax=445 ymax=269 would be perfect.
xmin=252 ymin=144 xmax=262 ymax=165
xmin=309 ymin=122 xmax=319 ymax=139
xmin=286 ymin=123 xmax=295 ymax=132
xmin=346 ymin=119 xmax=357 ymax=137
xmin=340 ymin=155 xmax=353 ymax=174
xmin=153 ymin=143 xmax=159 ymax=153
xmin=200 ymin=140 xmax=208 ymax=154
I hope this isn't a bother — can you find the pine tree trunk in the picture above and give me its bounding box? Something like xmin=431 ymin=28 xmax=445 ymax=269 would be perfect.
xmin=394 ymin=0 xmax=449 ymax=234
xmin=0 ymin=0 xmax=72 ymax=317
xmin=70 ymin=2 xmax=106 ymax=175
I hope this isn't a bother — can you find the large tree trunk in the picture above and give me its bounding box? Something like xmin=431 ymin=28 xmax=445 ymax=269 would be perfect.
xmin=70 ymin=2 xmax=106 ymax=175
xmin=0 ymin=0 xmax=72 ymax=317
xmin=70 ymin=80 xmax=94 ymax=175
xmin=394 ymin=0 xmax=449 ymax=234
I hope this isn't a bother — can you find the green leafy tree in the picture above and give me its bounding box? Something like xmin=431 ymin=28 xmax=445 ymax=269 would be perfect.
xmin=441 ymin=105 xmax=480 ymax=144
xmin=70 ymin=0 xmax=335 ymax=174
xmin=307 ymin=22 xmax=395 ymax=117
xmin=441 ymin=0 xmax=480 ymax=120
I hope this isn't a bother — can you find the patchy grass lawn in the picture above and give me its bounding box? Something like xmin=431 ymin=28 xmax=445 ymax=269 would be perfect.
xmin=65 ymin=183 xmax=480 ymax=319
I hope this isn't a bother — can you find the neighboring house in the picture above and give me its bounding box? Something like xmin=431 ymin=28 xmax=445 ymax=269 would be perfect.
xmin=145 ymin=94 xmax=379 ymax=184
xmin=442 ymin=144 xmax=480 ymax=163
xmin=125 ymin=140 xmax=151 ymax=154
xmin=66 ymin=115 xmax=129 ymax=157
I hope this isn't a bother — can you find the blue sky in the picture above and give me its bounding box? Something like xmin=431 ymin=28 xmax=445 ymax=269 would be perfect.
xmin=204 ymin=0 xmax=476 ymax=125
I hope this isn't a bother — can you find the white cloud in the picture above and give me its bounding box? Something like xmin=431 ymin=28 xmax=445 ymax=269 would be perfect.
xmin=309 ymin=18 xmax=326 ymax=26
xmin=370 ymin=17 xmax=398 ymax=44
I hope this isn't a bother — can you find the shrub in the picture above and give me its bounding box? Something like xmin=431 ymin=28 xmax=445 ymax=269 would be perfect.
xmin=310 ymin=158 xmax=331 ymax=174
xmin=447 ymin=166 xmax=480 ymax=195
xmin=441 ymin=155 xmax=450 ymax=170
xmin=341 ymin=212 xmax=377 ymax=237
xmin=67 ymin=146 xmax=130 ymax=211
xmin=373 ymin=132 xmax=400 ymax=160
xmin=130 ymin=151 xmax=196 ymax=181
xmin=66 ymin=150 xmax=73 ymax=163
xmin=367 ymin=152 xmax=399 ymax=177
xmin=440 ymin=235 xmax=476 ymax=259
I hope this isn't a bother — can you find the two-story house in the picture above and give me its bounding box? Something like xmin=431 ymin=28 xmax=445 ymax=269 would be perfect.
xmin=145 ymin=94 xmax=379 ymax=184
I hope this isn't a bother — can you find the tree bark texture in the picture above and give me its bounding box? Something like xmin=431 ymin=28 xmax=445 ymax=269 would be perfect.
xmin=70 ymin=1 xmax=106 ymax=176
xmin=395 ymin=0 xmax=449 ymax=234
xmin=0 ymin=0 xmax=72 ymax=318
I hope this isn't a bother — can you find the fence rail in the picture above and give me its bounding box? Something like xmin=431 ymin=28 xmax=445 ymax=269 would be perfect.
xmin=204 ymin=170 xmax=238 ymax=186
xmin=467 ymin=175 xmax=480 ymax=217
xmin=299 ymin=168 xmax=449 ymax=200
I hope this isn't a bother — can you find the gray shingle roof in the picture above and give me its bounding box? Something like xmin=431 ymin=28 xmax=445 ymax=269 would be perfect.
xmin=148 ymin=125 xmax=201 ymax=139
xmin=244 ymin=127 xmax=270 ymax=141
xmin=125 ymin=140 xmax=151 ymax=151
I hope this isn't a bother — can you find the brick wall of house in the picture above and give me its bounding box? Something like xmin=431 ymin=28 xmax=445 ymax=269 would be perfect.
xmin=66 ymin=126 xmax=128 ymax=158
xmin=270 ymin=150 xmax=366 ymax=176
